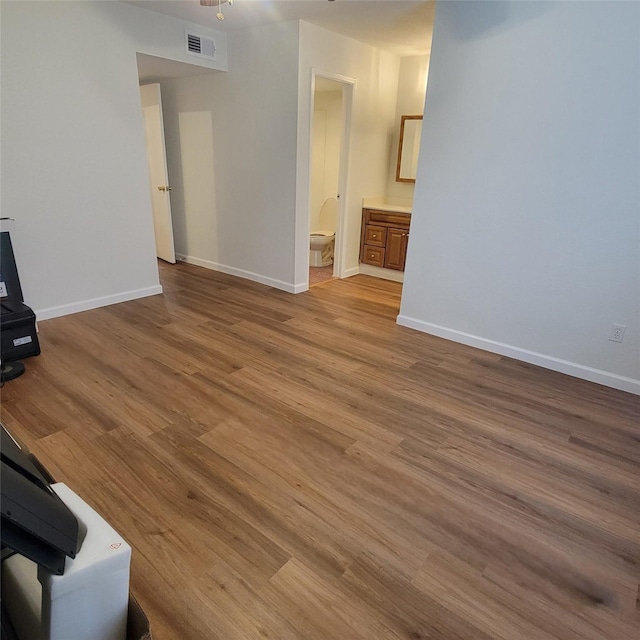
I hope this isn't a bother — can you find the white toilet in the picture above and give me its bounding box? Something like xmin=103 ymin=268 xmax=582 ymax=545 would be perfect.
xmin=310 ymin=198 xmax=337 ymax=267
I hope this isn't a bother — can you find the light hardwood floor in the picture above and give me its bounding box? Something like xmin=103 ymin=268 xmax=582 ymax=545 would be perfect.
xmin=2 ymin=262 xmax=639 ymax=640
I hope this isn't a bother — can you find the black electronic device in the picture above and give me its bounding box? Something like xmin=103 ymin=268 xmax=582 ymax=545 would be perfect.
xmin=1 ymin=425 xmax=79 ymax=575
xmin=0 ymin=231 xmax=40 ymax=366
xmin=0 ymin=231 xmax=24 ymax=303
xmin=0 ymin=302 xmax=40 ymax=362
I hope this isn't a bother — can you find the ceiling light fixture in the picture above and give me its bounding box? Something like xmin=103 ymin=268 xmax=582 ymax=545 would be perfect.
xmin=200 ymin=0 xmax=233 ymax=21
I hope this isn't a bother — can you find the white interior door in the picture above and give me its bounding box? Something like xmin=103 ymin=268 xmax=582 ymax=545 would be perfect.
xmin=140 ymin=83 xmax=176 ymax=264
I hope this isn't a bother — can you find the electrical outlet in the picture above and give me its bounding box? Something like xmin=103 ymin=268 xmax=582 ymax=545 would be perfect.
xmin=609 ymin=324 xmax=626 ymax=343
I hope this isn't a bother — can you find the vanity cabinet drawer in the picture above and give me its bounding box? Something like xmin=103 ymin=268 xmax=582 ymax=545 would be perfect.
xmin=368 ymin=211 xmax=411 ymax=227
xmin=364 ymin=225 xmax=386 ymax=247
xmin=362 ymin=245 xmax=385 ymax=267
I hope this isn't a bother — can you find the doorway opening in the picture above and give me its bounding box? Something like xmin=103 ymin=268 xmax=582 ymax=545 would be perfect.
xmin=136 ymin=53 xmax=220 ymax=276
xmin=308 ymin=72 xmax=354 ymax=287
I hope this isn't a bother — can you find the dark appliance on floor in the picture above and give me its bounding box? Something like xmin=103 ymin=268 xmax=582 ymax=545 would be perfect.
xmin=0 ymin=231 xmax=39 ymax=381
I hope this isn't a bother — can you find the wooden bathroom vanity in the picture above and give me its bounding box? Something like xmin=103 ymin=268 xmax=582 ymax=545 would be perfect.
xmin=359 ymin=207 xmax=411 ymax=271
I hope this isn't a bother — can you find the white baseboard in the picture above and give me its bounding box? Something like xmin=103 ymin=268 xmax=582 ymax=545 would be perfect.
xmin=358 ymin=264 xmax=404 ymax=283
xmin=176 ymin=254 xmax=298 ymax=293
xmin=290 ymin=267 xmax=359 ymax=294
xmin=341 ymin=266 xmax=360 ymax=279
xmin=36 ymin=285 xmax=163 ymax=321
xmin=396 ymin=315 xmax=640 ymax=395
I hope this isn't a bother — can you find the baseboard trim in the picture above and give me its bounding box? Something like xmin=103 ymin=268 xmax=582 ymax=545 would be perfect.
xmin=36 ymin=285 xmax=163 ymax=321
xmin=341 ymin=266 xmax=360 ymax=279
xmin=358 ymin=264 xmax=404 ymax=283
xmin=396 ymin=315 xmax=640 ymax=395
xmin=176 ymin=254 xmax=298 ymax=294
xmin=288 ymin=267 xmax=360 ymax=294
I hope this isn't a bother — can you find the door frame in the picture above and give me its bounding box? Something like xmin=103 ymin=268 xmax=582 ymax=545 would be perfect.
xmin=306 ymin=70 xmax=355 ymax=285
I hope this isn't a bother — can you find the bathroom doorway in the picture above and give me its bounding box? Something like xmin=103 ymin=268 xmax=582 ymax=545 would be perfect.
xmin=308 ymin=73 xmax=354 ymax=286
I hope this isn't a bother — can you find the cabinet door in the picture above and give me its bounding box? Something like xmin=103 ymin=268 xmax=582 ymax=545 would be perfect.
xmin=383 ymin=228 xmax=409 ymax=271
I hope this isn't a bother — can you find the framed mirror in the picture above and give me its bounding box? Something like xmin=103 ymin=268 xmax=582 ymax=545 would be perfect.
xmin=396 ymin=115 xmax=423 ymax=183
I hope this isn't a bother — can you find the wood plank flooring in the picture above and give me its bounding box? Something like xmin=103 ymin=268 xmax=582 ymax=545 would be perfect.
xmin=2 ymin=262 xmax=639 ymax=640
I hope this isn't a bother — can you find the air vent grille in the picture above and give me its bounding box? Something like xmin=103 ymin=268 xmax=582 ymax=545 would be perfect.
xmin=185 ymin=31 xmax=216 ymax=60
xmin=187 ymin=34 xmax=202 ymax=54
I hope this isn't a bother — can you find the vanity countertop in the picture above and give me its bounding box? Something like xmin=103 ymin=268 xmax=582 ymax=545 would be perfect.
xmin=362 ymin=199 xmax=412 ymax=214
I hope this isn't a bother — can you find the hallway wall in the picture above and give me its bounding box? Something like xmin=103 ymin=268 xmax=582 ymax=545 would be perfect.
xmin=159 ymin=76 xmax=219 ymax=265
xmin=399 ymin=1 xmax=640 ymax=393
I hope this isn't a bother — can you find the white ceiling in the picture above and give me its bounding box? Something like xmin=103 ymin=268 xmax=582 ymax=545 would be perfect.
xmin=126 ymin=0 xmax=436 ymax=57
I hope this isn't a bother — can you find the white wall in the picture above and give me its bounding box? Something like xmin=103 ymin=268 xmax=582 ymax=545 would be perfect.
xmin=214 ymin=21 xmax=299 ymax=291
xmin=157 ymin=22 xmax=401 ymax=293
xmin=0 ymin=1 xmax=227 ymax=319
xmin=399 ymin=1 xmax=640 ymax=394
xmin=297 ymin=22 xmax=400 ymax=287
xmin=159 ymin=21 xmax=300 ymax=291
xmin=157 ymin=76 xmax=219 ymax=264
xmin=386 ymin=55 xmax=430 ymax=207
xmin=311 ymin=89 xmax=342 ymax=232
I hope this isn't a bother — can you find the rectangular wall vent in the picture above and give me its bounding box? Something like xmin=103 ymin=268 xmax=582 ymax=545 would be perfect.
xmin=185 ymin=31 xmax=216 ymax=60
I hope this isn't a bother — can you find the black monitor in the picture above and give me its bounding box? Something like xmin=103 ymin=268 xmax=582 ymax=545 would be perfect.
xmin=1 ymin=425 xmax=79 ymax=575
